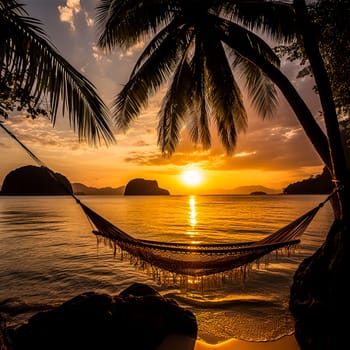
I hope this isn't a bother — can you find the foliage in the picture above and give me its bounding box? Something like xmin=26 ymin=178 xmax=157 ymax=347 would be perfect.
xmin=275 ymin=0 xmax=350 ymax=115
xmin=313 ymin=0 xmax=350 ymax=115
xmin=0 ymin=70 xmax=49 ymax=119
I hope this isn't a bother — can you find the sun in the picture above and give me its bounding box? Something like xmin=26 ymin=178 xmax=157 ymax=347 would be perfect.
xmin=181 ymin=169 xmax=203 ymax=187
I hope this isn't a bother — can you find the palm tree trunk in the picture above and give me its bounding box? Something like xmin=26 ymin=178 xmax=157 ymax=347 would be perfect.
xmin=293 ymin=0 xmax=349 ymax=221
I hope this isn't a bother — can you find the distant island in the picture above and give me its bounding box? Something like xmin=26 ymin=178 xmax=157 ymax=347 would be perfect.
xmin=250 ymin=191 xmax=267 ymax=195
xmin=124 ymin=178 xmax=170 ymax=195
xmin=0 ymin=165 xmax=72 ymax=195
xmin=207 ymin=185 xmax=282 ymax=195
xmin=72 ymin=183 xmax=125 ymax=195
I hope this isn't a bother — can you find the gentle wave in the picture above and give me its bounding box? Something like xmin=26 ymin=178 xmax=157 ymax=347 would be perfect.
xmin=165 ymin=292 xmax=282 ymax=309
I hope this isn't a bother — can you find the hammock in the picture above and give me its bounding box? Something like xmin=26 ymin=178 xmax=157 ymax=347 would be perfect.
xmin=77 ymin=196 xmax=330 ymax=285
xmin=0 ymin=122 xmax=335 ymax=287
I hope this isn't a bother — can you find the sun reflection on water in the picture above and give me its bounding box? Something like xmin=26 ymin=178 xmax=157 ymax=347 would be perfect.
xmin=187 ymin=195 xmax=198 ymax=239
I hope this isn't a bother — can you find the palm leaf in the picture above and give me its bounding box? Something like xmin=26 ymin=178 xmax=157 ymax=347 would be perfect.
xmin=1 ymin=0 xmax=115 ymax=145
xmin=96 ymin=0 xmax=174 ymax=50
xmin=189 ymin=31 xmax=211 ymax=149
xmin=157 ymin=60 xmax=192 ymax=155
xmin=203 ymin=23 xmax=247 ymax=153
xmin=220 ymin=0 xmax=297 ymax=43
xmin=216 ymin=15 xmax=281 ymax=67
xmin=114 ymin=20 xmax=192 ymax=130
xmin=233 ymin=54 xmax=278 ymax=118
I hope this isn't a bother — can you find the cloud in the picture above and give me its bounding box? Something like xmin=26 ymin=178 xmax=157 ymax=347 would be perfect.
xmin=121 ymin=118 xmax=322 ymax=173
xmin=234 ymin=151 xmax=257 ymax=158
xmin=57 ymin=0 xmax=81 ymax=31
xmin=118 ymin=41 xmax=145 ymax=58
xmin=91 ymin=45 xmax=105 ymax=62
xmin=2 ymin=116 xmax=83 ymax=152
xmin=84 ymin=12 xmax=94 ymax=27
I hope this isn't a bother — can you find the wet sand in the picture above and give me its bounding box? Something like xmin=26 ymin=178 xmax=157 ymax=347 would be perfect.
xmin=157 ymin=334 xmax=300 ymax=350
xmin=194 ymin=334 xmax=300 ymax=350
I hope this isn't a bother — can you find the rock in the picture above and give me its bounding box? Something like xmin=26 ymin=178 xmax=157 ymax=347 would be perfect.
xmin=0 ymin=165 xmax=72 ymax=195
xmin=124 ymin=178 xmax=170 ymax=195
xmin=6 ymin=283 xmax=197 ymax=350
xmin=289 ymin=220 xmax=349 ymax=349
xmin=0 ymin=314 xmax=9 ymax=350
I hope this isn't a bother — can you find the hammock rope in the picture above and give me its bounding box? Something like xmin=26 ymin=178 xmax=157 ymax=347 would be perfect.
xmin=77 ymin=196 xmax=330 ymax=280
xmin=0 ymin=122 xmax=337 ymax=288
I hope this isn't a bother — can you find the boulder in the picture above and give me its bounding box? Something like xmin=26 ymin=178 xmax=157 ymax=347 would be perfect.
xmin=1 ymin=165 xmax=72 ymax=195
xmin=290 ymin=220 xmax=349 ymax=349
xmin=5 ymin=283 xmax=197 ymax=350
xmin=124 ymin=178 xmax=169 ymax=195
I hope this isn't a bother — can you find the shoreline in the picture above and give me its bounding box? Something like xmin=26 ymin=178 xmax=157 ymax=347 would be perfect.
xmin=157 ymin=334 xmax=300 ymax=350
xmin=195 ymin=334 xmax=300 ymax=349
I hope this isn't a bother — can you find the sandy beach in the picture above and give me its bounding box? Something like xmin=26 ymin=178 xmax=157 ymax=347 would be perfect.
xmin=195 ymin=335 xmax=300 ymax=350
xmin=157 ymin=334 xmax=301 ymax=350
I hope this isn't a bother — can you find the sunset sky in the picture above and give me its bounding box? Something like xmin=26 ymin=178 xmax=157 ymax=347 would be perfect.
xmin=0 ymin=0 xmax=327 ymax=195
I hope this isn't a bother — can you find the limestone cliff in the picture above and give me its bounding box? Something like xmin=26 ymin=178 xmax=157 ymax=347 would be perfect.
xmin=124 ymin=178 xmax=169 ymax=195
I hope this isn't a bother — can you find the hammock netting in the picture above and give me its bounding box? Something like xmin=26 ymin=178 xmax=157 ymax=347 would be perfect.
xmin=76 ymin=197 xmax=329 ymax=287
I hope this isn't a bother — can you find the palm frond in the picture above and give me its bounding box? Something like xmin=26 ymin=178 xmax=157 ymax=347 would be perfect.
xmin=113 ymin=20 xmax=192 ymax=130
xmin=157 ymin=60 xmax=192 ymax=155
xmin=0 ymin=0 xmax=29 ymax=17
xmin=1 ymin=1 xmax=115 ymax=146
xmin=189 ymin=33 xmax=211 ymax=149
xmin=233 ymin=54 xmax=278 ymax=118
xmin=216 ymin=15 xmax=281 ymax=67
xmin=96 ymin=0 xmax=174 ymax=50
xmin=130 ymin=18 xmax=191 ymax=78
xmin=220 ymin=0 xmax=297 ymax=43
xmin=203 ymin=25 xmax=247 ymax=153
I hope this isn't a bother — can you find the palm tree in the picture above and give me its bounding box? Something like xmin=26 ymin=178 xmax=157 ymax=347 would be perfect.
xmin=95 ymin=0 xmax=332 ymax=168
xmin=0 ymin=0 xmax=115 ymax=146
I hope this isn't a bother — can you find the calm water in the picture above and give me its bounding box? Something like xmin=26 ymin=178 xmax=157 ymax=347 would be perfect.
xmin=0 ymin=194 xmax=334 ymax=343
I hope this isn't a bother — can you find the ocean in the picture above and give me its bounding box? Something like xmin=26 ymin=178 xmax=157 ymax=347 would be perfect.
xmin=0 ymin=194 xmax=334 ymax=344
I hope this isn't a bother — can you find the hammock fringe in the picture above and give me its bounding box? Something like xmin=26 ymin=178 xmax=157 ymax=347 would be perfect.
xmin=95 ymin=233 xmax=300 ymax=290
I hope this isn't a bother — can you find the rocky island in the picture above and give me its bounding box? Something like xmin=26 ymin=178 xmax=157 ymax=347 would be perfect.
xmin=124 ymin=178 xmax=170 ymax=195
xmin=0 ymin=165 xmax=72 ymax=195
